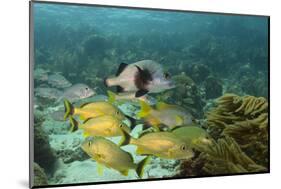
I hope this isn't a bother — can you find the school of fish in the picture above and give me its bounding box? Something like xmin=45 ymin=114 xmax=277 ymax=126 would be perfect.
xmin=60 ymin=60 xmax=214 ymax=178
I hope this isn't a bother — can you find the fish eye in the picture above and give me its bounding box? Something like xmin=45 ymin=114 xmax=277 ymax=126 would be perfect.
xmin=181 ymin=145 xmax=186 ymax=151
xmin=119 ymin=124 xmax=123 ymax=128
xmin=85 ymin=87 xmax=89 ymax=90
xmin=88 ymin=141 xmax=92 ymax=147
xmin=116 ymin=111 xmax=120 ymax=115
xmin=164 ymin=72 xmax=170 ymax=79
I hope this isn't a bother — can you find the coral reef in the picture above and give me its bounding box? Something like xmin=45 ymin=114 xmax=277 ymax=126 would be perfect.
xmin=176 ymin=93 xmax=268 ymax=177
xmin=33 ymin=162 xmax=48 ymax=186
xmin=205 ymin=93 xmax=268 ymax=166
xmin=197 ymin=136 xmax=267 ymax=174
xmin=188 ymin=63 xmax=211 ymax=84
xmin=49 ymin=131 xmax=89 ymax=164
xmin=34 ymin=110 xmax=57 ymax=173
xmin=240 ymin=74 xmax=268 ymax=99
xmin=204 ymin=76 xmax=223 ymax=99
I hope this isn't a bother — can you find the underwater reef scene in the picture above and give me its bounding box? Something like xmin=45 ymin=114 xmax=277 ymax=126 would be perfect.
xmin=31 ymin=2 xmax=269 ymax=187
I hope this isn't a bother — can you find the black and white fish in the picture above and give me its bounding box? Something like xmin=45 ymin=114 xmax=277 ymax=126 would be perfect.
xmin=104 ymin=60 xmax=175 ymax=97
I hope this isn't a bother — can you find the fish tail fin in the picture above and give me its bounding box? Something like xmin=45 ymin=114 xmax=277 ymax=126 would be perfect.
xmin=69 ymin=116 xmax=79 ymax=132
xmin=137 ymin=101 xmax=151 ymax=118
xmin=119 ymin=130 xmax=133 ymax=146
xmin=64 ymin=99 xmax=74 ymax=120
xmin=125 ymin=115 xmax=137 ymax=129
xmin=136 ymin=156 xmax=151 ymax=178
xmin=107 ymin=90 xmax=116 ymax=103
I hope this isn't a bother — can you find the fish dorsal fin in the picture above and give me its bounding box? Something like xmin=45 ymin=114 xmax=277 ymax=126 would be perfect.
xmin=138 ymin=130 xmax=152 ymax=138
xmin=170 ymin=125 xmax=183 ymax=132
xmin=116 ymin=63 xmax=128 ymax=76
xmin=156 ymin=101 xmax=171 ymax=110
xmin=83 ymin=117 xmax=94 ymax=124
xmin=80 ymin=102 xmax=92 ymax=108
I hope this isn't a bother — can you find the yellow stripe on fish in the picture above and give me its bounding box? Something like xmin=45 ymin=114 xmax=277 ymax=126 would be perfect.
xmin=81 ymin=137 xmax=150 ymax=178
xmin=120 ymin=130 xmax=194 ymax=160
xmin=137 ymin=101 xmax=195 ymax=130
xmin=63 ymin=99 xmax=125 ymax=121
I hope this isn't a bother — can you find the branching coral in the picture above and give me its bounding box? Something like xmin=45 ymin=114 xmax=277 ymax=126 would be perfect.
xmin=205 ymin=93 xmax=268 ymax=166
xmin=206 ymin=93 xmax=268 ymax=137
xmin=196 ymin=136 xmax=267 ymax=174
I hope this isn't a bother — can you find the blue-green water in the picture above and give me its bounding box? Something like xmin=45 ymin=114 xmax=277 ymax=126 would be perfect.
xmin=31 ymin=2 xmax=269 ymax=187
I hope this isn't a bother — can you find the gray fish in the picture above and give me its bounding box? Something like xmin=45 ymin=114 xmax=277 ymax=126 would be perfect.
xmin=105 ymin=60 xmax=175 ymax=97
xmin=35 ymin=87 xmax=63 ymax=100
xmin=35 ymin=84 xmax=95 ymax=103
xmin=47 ymin=73 xmax=72 ymax=89
xmin=59 ymin=83 xmax=95 ymax=102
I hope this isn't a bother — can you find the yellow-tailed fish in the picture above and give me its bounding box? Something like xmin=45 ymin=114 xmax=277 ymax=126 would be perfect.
xmin=63 ymin=99 xmax=125 ymax=121
xmin=69 ymin=115 xmax=131 ymax=145
xmin=104 ymin=60 xmax=175 ymax=97
xmin=81 ymin=137 xmax=150 ymax=178
xmin=137 ymin=101 xmax=195 ymax=130
xmin=121 ymin=131 xmax=194 ymax=160
xmin=171 ymin=125 xmax=213 ymax=149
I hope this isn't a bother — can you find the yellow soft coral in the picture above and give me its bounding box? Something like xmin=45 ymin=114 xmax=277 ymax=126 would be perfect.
xmin=196 ymin=136 xmax=267 ymax=174
xmin=205 ymin=93 xmax=268 ymax=167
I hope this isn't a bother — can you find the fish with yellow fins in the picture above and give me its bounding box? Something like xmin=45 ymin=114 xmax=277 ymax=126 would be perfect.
xmin=121 ymin=131 xmax=194 ymax=160
xmin=171 ymin=125 xmax=213 ymax=150
xmin=81 ymin=137 xmax=150 ymax=178
xmin=69 ymin=115 xmax=131 ymax=145
xmin=63 ymin=99 xmax=125 ymax=121
xmin=107 ymin=90 xmax=156 ymax=105
xmin=104 ymin=60 xmax=175 ymax=97
xmin=137 ymin=101 xmax=195 ymax=130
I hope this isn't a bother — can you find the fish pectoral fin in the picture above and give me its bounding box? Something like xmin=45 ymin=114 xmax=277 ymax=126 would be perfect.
xmin=97 ymin=163 xmax=104 ymax=176
xmin=79 ymin=115 xmax=86 ymax=120
xmin=107 ymin=90 xmax=116 ymax=103
xmin=119 ymin=169 xmax=129 ymax=176
xmin=135 ymin=90 xmax=149 ymax=98
xmin=116 ymin=86 xmax=124 ymax=93
xmin=151 ymin=124 xmax=160 ymax=132
xmin=156 ymin=101 xmax=170 ymax=110
xmin=105 ymin=128 xmax=112 ymax=135
xmin=167 ymin=149 xmax=173 ymax=159
xmin=136 ymin=147 xmax=146 ymax=155
xmin=175 ymin=115 xmax=184 ymax=125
